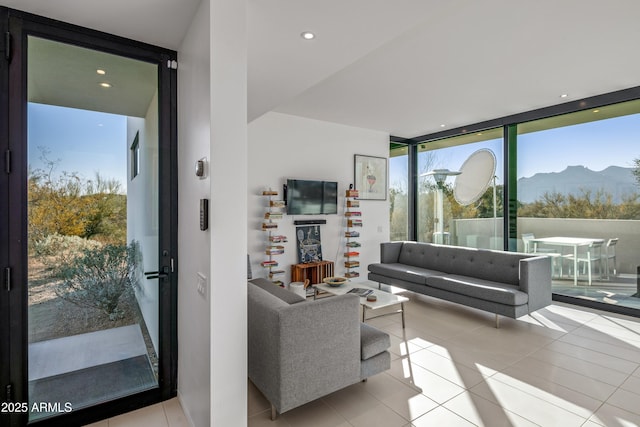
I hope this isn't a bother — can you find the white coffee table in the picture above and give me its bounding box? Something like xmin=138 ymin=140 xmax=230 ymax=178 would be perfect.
xmin=314 ymin=280 xmax=408 ymax=328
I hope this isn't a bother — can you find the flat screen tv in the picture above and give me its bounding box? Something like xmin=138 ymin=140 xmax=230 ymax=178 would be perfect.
xmin=286 ymin=179 xmax=338 ymax=215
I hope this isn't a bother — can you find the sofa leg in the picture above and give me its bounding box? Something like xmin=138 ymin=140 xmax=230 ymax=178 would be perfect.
xmin=271 ymin=404 xmax=278 ymax=421
xmin=495 ymin=314 xmax=500 ymax=329
xmin=362 ymin=378 xmax=368 ymax=382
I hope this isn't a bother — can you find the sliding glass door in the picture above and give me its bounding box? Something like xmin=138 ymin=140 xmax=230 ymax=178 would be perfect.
xmin=517 ymin=100 xmax=640 ymax=311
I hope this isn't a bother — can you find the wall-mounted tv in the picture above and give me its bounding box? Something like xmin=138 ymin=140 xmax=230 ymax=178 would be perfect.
xmin=286 ymin=179 xmax=338 ymax=215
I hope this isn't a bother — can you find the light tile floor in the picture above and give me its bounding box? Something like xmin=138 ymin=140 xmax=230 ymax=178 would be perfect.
xmin=248 ymin=288 xmax=640 ymax=427
xmin=84 ymin=398 xmax=189 ymax=427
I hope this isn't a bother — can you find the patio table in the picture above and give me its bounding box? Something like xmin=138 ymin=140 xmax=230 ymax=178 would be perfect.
xmin=530 ymin=237 xmax=605 ymax=286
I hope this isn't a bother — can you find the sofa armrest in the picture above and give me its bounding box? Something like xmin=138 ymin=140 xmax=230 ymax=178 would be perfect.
xmin=519 ymin=256 xmax=552 ymax=313
xmin=381 ymin=241 xmax=404 ymax=264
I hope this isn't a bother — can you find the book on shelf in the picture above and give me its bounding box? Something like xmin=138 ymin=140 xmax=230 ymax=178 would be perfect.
xmin=345 ymin=241 xmax=361 ymax=247
xmin=346 ymin=200 xmax=360 ymax=208
xmin=345 ymin=189 xmax=359 ymax=197
xmin=344 ymin=211 xmax=361 ymax=217
xmin=269 ymin=235 xmax=288 ymax=243
xmin=268 ymin=270 xmax=285 ymax=278
xmin=344 ymin=271 xmax=360 ymax=278
xmin=262 ymin=190 xmax=278 ymax=196
xmin=347 ymin=220 xmax=363 ymax=227
xmin=270 ymin=200 xmax=285 ymax=208
xmin=347 ymin=287 xmax=372 ymax=297
xmin=264 ymin=212 xmax=283 ymax=219
xmin=344 ymin=251 xmax=360 ymax=257
xmin=261 ymin=260 xmax=278 ymax=267
xmin=345 ymin=231 xmax=360 ymax=238
xmin=265 ymin=249 xmax=284 ymax=255
xmin=344 ymin=261 xmax=360 ymax=268
xmin=262 ymin=222 xmax=278 ymax=230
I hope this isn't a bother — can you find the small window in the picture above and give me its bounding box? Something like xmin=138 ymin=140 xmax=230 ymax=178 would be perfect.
xmin=130 ymin=131 xmax=140 ymax=180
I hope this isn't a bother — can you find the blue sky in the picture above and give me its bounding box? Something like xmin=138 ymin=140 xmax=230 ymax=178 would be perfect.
xmin=30 ymin=102 xmax=639 ymax=195
xmin=390 ymin=113 xmax=640 ymax=190
xmin=28 ymin=103 xmax=128 ymax=190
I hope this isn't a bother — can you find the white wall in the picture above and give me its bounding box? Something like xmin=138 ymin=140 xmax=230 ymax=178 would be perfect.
xmin=177 ymin=1 xmax=212 ymax=425
xmin=126 ymin=91 xmax=160 ymax=354
xmin=178 ymin=1 xmax=247 ymax=425
xmin=248 ymin=112 xmax=390 ymax=284
xmin=209 ymin=0 xmax=248 ymax=425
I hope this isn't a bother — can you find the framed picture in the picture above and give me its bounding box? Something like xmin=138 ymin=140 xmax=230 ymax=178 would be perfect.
xmin=296 ymin=225 xmax=323 ymax=263
xmin=354 ymin=154 xmax=387 ymax=200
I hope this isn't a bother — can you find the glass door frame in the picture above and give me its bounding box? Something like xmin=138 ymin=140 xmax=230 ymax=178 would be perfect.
xmin=3 ymin=8 xmax=178 ymax=426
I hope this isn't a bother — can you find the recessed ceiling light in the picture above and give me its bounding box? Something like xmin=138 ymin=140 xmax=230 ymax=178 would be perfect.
xmin=301 ymin=31 xmax=315 ymax=40
xmin=100 ymin=82 xmax=112 ymax=88
xmin=477 ymin=133 xmax=483 ymax=136
xmin=593 ymin=109 xmax=600 ymax=113
xmin=96 ymin=69 xmax=106 ymax=75
xmin=440 ymin=124 xmax=446 ymax=128
xmin=560 ymin=94 xmax=568 ymax=98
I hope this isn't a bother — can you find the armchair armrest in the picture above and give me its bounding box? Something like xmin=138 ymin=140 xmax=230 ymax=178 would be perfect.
xmin=380 ymin=241 xmax=404 ymax=264
xmin=519 ymin=256 xmax=552 ymax=313
xmin=275 ymin=294 xmax=361 ymax=412
xmin=249 ymin=290 xmax=362 ymax=414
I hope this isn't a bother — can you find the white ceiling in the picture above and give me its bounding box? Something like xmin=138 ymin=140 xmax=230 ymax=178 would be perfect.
xmin=5 ymin=0 xmax=640 ymax=139
xmin=28 ymin=37 xmax=158 ymax=117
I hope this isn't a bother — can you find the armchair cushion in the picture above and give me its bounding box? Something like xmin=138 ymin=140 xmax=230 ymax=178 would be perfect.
xmin=360 ymin=323 xmax=391 ymax=360
xmin=249 ymin=278 xmax=306 ymax=304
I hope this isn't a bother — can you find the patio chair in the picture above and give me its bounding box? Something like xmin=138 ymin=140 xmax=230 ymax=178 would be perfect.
xmin=565 ymin=241 xmax=604 ymax=286
xmin=600 ymin=238 xmax=618 ymax=279
xmin=521 ymin=233 xmax=563 ymax=277
xmin=521 ymin=233 xmax=557 ymax=254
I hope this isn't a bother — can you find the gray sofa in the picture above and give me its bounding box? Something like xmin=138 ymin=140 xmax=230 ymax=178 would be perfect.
xmin=248 ymin=278 xmax=391 ymax=419
xmin=368 ymin=241 xmax=552 ymax=327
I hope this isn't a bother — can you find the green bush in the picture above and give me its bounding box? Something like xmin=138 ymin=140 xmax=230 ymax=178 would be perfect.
xmin=55 ymin=242 xmax=139 ymax=320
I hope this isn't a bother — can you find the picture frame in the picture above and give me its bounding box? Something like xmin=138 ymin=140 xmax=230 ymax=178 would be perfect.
xmin=354 ymin=154 xmax=387 ymax=200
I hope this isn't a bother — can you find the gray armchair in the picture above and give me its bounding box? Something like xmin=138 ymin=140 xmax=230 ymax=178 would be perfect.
xmin=248 ymin=279 xmax=390 ymax=419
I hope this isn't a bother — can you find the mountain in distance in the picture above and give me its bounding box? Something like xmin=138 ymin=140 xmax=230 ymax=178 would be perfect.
xmin=517 ymin=165 xmax=638 ymax=204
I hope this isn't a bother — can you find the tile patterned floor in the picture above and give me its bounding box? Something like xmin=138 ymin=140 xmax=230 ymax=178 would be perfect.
xmin=248 ymin=288 xmax=640 ymax=427
xmin=84 ymin=398 xmax=189 ymax=427
xmin=84 ymin=288 xmax=640 ymax=427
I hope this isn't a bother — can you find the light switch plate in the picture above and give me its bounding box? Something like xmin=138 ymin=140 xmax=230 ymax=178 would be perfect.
xmin=197 ymin=272 xmax=207 ymax=299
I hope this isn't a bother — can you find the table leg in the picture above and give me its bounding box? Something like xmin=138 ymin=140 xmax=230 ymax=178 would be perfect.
xmin=573 ymin=245 xmax=578 ymax=286
xmin=401 ymin=302 xmax=405 ymax=329
xmin=362 ymin=306 xmax=366 ymax=323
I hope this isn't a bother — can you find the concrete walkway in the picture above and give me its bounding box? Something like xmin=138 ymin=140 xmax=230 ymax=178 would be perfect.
xmin=29 ymin=324 xmax=148 ymax=381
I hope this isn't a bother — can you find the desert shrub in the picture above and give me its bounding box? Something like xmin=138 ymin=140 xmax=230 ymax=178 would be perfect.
xmin=32 ymin=234 xmax=103 ymax=278
xmin=33 ymin=233 xmax=102 ymax=257
xmin=55 ymin=242 xmax=139 ymax=320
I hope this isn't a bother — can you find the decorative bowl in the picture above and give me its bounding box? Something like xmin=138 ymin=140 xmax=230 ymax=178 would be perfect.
xmin=323 ymin=277 xmax=348 ymax=287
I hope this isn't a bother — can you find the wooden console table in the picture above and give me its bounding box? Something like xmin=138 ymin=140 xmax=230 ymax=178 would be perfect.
xmin=291 ymin=261 xmax=334 ymax=285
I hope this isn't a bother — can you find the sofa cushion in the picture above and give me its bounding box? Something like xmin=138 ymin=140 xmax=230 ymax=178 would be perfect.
xmin=249 ymin=278 xmax=306 ymax=304
xmin=368 ymin=263 xmax=444 ymax=285
xmin=397 ymin=241 xmax=439 ymax=269
xmin=396 ymin=242 xmax=526 ymax=286
xmin=426 ymin=274 xmax=528 ymax=306
xmin=360 ymin=323 xmax=390 ymax=360
xmin=447 ymin=250 xmax=526 ymax=286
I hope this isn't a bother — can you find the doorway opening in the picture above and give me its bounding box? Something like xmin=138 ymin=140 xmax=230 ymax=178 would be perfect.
xmin=26 ymin=36 xmax=161 ymax=421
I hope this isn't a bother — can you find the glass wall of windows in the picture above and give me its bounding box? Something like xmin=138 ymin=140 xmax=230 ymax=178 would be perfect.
xmin=516 ymin=99 xmax=640 ymax=310
xmin=392 ymin=91 xmax=640 ymax=315
xmin=416 ymin=129 xmax=504 ymax=249
xmin=389 ymin=143 xmax=409 ymax=241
